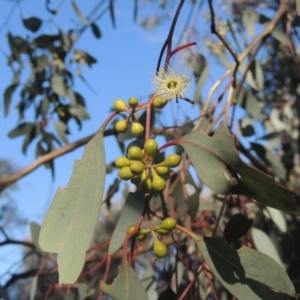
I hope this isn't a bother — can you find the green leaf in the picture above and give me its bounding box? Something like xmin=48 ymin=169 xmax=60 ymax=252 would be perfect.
xmin=255 ymin=61 xmax=264 ymax=91
xmin=171 ymin=174 xmax=189 ymax=218
xmin=224 ymin=213 xmax=253 ymax=243
xmin=7 ymin=33 xmax=23 ymax=67
xmin=39 ymin=131 xmax=106 ymax=284
xmin=40 ymin=97 xmax=49 ymax=117
xmin=239 ymin=60 xmax=258 ymax=90
xmin=242 ymin=8 xmax=257 ymax=39
xmin=91 ymin=23 xmax=101 ymax=38
xmin=22 ymin=124 xmax=40 ymax=154
xmin=54 ymin=120 xmax=69 ymax=144
xmin=179 ymin=124 xmax=296 ymax=211
xmin=193 ymin=64 xmax=209 ymax=105
xmin=185 ymin=172 xmax=201 ymax=218
xmin=250 ymin=142 xmax=286 ymax=180
xmin=258 ymin=14 xmax=289 ymax=45
xmin=265 ymin=207 xmax=287 ymax=233
xmin=30 ymin=222 xmax=46 ymax=256
xmin=51 ymin=74 xmax=66 ymax=97
xmin=69 ymin=105 xmax=90 ymax=120
xmin=100 ymin=264 xmax=148 ymax=300
xmin=251 ymin=227 xmax=284 ymax=268
xmin=71 ymin=0 xmax=89 ymax=26
xmin=108 ymin=190 xmax=145 ymax=255
xmin=67 ymin=88 xmax=77 ymax=106
xmin=78 ymin=283 xmax=88 ymax=300
xmin=30 ymin=276 xmax=38 ymax=300
xmin=193 ymin=235 xmax=296 ymax=300
xmin=22 ymin=17 xmax=42 ymax=33
xmin=4 ymin=84 xmax=18 ymax=116
xmin=235 ymin=87 xmax=265 ymax=119
xmin=8 ymin=122 xmax=33 ymax=138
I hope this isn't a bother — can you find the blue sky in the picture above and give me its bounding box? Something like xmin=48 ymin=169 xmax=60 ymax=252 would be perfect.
xmin=0 ymin=0 xmax=211 ymax=285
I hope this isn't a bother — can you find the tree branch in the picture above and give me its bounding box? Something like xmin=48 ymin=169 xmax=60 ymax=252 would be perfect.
xmin=0 ymin=128 xmax=117 ymax=193
xmin=195 ymin=0 xmax=290 ymax=130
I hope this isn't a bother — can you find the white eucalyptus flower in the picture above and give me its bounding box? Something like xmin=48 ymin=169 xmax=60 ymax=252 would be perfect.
xmin=152 ymin=67 xmax=191 ymax=102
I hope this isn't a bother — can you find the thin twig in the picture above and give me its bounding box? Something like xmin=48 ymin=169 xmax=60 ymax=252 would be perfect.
xmin=194 ymin=0 xmax=290 ymax=130
xmin=0 ymin=128 xmax=116 ymax=193
xmin=208 ymin=0 xmax=239 ymax=87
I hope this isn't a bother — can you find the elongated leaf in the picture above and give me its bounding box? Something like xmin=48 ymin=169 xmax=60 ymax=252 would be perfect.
xmin=109 ymin=191 xmax=145 ymax=255
xmin=22 ymin=124 xmax=40 ymax=154
xmin=193 ymin=64 xmax=209 ymax=105
xmin=37 ymin=96 xmax=49 ymax=118
xmin=265 ymin=207 xmax=287 ymax=233
xmin=8 ymin=122 xmax=33 ymax=138
xmin=255 ymin=61 xmax=264 ymax=91
xmin=242 ymin=8 xmax=257 ymax=39
xmin=258 ymin=13 xmax=289 ymax=45
xmin=100 ymin=264 xmax=148 ymax=300
xmin=193 ymin=235 xmax=296 ymax=300
xmin=250 ymin=142 xmax=286 ymax=180
xmin=39 ymin=130 xmax=106 ymax=284
xmin=30 ymin=222 xmax=46 ymax=256
xmin=235 ymin=87 xmax=265 ymax=119
xmin=251 ymin=228 xmax=284 ymax=269
xmin=30 ymin=276 xmax=38 ymax=300
xmin=69 ymin=105 xmax=90 ymax=120
xmin=4 ymin=84 xmax=18 ymax=116
xmin=91 ymin=23 xmax=101 ymax=38
xmin=71 ymin=0 xmax=89 ymax=25
xmin=179 ymin=124 xmax=296 ymax=211
xmin=54 ymin=120 xmax=68 ymax=144
xmin=51 ymin=74 xmax=66 ymax=97
xmin=239 ymin=60 xmax=258 ymax=90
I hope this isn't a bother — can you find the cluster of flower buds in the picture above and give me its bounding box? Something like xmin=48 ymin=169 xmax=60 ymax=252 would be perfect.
xmin=126 ymin=217 xmax=177 ymax=258
xmin=113 ymin=97 xmax=144 ymax=137
xmin=114 ymin=139 xmax=181 ymax=193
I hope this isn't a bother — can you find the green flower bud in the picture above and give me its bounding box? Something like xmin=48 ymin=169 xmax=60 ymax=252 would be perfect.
xmin=115 ymin=156 xmax=130 ymax=168
xmin=115 ymin=119 xmax=129 ymax=133
xmin=160 ymin=217 xmax=177 ymax=231
xmin=153 ymin=238 xmax=168 ymax=258
xmin=152 ymin=171 xmax=166 ymax=192
xmin=144 ymin=139 xmax=158 ymax=157
xmin=164 ymin=154 xmax=181 ymax=168
xmin=130 ymin=161 xmax=145 ymax=175
xmin=113 ymin=99 xmax=128 ymax=112
xmin=127 ymin=146 xmax=143 ymax=160
xmin=139 ymin=170 xmax=152 ymax=193
xmin=131 ymin=122 xmax=144 ymax=137
xmin=128 ymin=97 xmax=139 ymax=108
xmin=118 ymin=166 xmax=134 ymax=180
xmin=155 ymin=166 xmax=169 ymax=176
xmin=154 ymin=228 xmax=169 ymax=235
xmin=126 ymin=225 xmax=137 ymax=234
xmin=152 ymin=96 xmax=167 ymax=109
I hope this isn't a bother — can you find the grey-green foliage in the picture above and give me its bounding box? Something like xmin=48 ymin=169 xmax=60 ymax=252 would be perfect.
xmin=2 ymin=0 xmax=110 ymax=176
xmin=39 ymin=131 xmax=106 ymax=284
xmin=193 ymin=234 xmax=296 ymax=300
